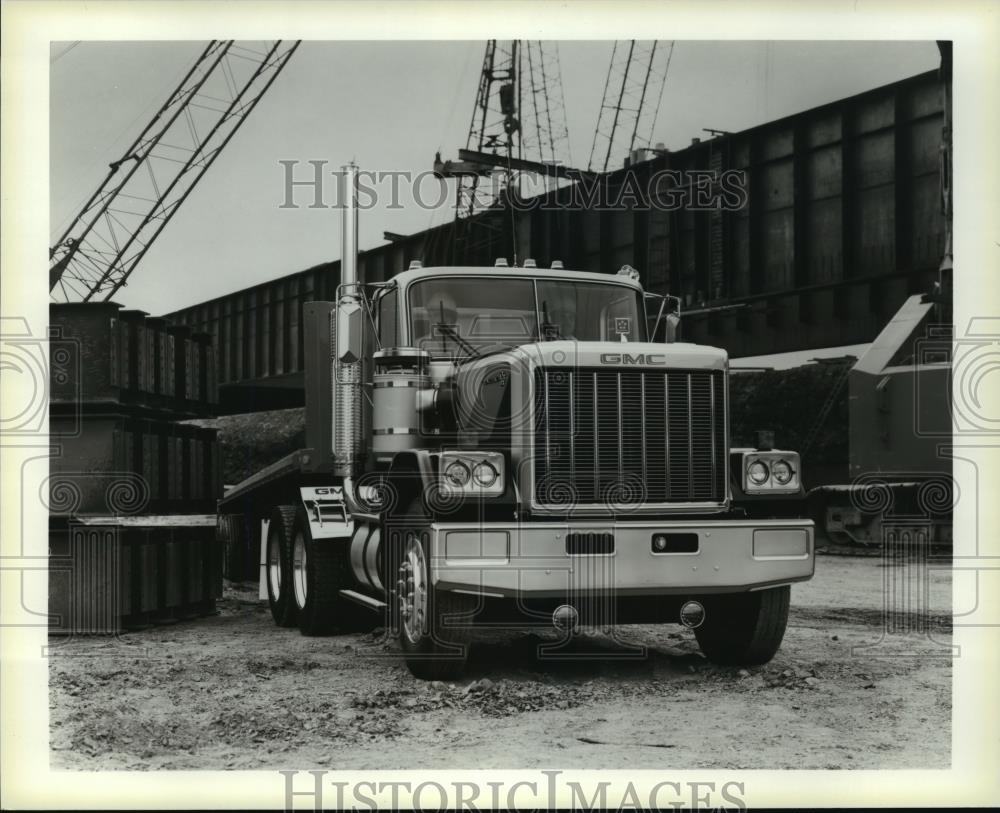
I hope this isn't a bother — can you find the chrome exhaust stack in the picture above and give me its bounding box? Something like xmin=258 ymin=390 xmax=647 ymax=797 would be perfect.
xmin=333 ymin=162 xmax=365 ymax=478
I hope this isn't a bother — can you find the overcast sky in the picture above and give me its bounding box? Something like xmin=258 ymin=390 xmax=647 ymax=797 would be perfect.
xmin=50 ymin=40 xmax=940 ymax=314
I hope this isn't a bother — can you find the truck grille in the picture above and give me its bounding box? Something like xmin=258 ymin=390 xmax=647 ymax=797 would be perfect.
xmin=533 ymin=367 xmax=727 ymax=508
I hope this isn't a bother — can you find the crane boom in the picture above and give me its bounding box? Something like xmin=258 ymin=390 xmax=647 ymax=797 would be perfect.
xmin=50 ymin=40 xmax=300 ymax=302
xmin=430 ymin=40 xmax=572 ymax=266
xmin=588 ymin=40 xmax=674 ymax=172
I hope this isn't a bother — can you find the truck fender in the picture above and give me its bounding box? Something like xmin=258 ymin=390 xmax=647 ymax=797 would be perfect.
xmin=383 ymin=450 xmax=439 ymax=519
xmin=299 ymin=485 xmax=354 ymax=540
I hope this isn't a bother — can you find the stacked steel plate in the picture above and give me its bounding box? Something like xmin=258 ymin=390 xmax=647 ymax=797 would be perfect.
xmin=48 ymin=302 xmax=222 ymax=634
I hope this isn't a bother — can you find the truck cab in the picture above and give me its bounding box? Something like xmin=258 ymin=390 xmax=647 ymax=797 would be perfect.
xmin=221 ymin=261 xmax=814 ymax=680
xmin=218 ymin=166 xmax=814 ymax=680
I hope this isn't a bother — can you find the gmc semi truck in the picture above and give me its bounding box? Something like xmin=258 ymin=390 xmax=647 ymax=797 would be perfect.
xmin=218 ymin=164 xmax=815 ymax=679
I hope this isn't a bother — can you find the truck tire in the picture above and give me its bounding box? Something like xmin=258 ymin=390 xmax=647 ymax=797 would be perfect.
xmin=220 ymin=514 xmax=244 ymax=582
xmin=386 ymin=497 xmax=474 ymax=680
xmin=265 ymin=505 xmax=298 ymax=627
xmin=290 ymin=505 xmax=349 ymax=636
xmin=693 ymin=585 xmax=791 ymax=666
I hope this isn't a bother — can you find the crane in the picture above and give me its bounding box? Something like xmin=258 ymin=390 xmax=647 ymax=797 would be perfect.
xmin=49 ymin=40 xmax=300 ymax=303
xmin=430 ymin=40 xmax=572 ymax=266
xmin=588 ymin=40 xmax=675 ymax=172
xmin=433 ymin=40 xmax=676 ymax=264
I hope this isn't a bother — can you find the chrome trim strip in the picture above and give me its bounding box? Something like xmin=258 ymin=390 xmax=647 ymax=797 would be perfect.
xmin=372 ymin=346 xmax=431 ymax=361
xmin=543 ymin=368 xmax=551 ymax=466
xmin=640 ymin=374 xmax=647 ymax=483
xmin=450 ymin=588 xmax=506 ymax=599
xmin=568 ymin=370 xmax=576 ymax=483
xmin=616 ymin=371 xmax=623 ymax=482
xmin=710 ymin=373 xmax=717 ymax=494
xmin=432 ymin=518 xmax=814 ymax=531
xmin=338 ymin=589 xmax=387 ymax=610
xmin=686 ymin=372 xmax=694 ymax=487
xmin=592 ymin=371 xmax=599 ymax=491
xmin=664 ymin=372 xmax=670 ymax=498
xmin=725 ymin=366 xmax=731 ymax=501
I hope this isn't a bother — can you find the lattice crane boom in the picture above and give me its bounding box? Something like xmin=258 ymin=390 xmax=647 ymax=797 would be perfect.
xmin=50 ymin=40 xmax=300 ymax=303
xmin=588 ymin=40 xmax=675 ymax=173
xmin=433 ymin=40 xmax=572 ymax=266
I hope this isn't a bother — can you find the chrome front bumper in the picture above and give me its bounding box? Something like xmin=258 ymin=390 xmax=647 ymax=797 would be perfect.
xmin=429 ymin=518 xmax=814 ymax=599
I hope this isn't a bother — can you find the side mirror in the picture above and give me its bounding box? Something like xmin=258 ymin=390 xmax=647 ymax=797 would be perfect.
xmin=665 ymin=313 xmax=681 ymax=343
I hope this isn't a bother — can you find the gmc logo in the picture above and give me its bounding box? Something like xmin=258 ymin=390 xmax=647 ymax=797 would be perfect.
xmin=600 ymin=353 xmax=666 ymax=365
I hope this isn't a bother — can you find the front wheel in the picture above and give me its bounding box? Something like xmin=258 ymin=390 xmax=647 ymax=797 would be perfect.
xmin=693 ymin=585 xmax=791 ymax=666
xmin=388 ymin=515 xmax=474 ymax=680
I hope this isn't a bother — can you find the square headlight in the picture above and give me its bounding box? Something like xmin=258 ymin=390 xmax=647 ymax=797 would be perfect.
xmin=742 ymin=450 xmax=801 ymax=493
xmin=439 ymin=451 xmax=505 ymax=497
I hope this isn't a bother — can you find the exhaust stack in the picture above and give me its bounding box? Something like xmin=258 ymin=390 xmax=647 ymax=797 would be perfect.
xmin=332 ymin=163 xmax=365 ymax=477
xmin=340 ymin=163 xmax=359 ymax=288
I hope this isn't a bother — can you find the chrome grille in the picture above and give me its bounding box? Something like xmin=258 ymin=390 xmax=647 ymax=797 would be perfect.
xmin=533 ymin=367 xmax=727 ymax=507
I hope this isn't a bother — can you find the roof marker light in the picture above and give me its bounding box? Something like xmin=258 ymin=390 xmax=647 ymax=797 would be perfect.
xmin=523 ymin=258 xmax=537 ymax=268
xmin=551 ymin=260 xmax=564 ymax=270
xmin=494 ymin=258 xmax=509 ymax=267
xmin=408 ymin=260 xmax=423 ymax=270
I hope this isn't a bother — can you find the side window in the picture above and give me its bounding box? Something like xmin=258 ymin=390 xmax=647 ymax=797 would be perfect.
xmin=601 ymin=293 xmax=639 ymax=341
xmin=377 ymin=289 xmax=398 ymax=348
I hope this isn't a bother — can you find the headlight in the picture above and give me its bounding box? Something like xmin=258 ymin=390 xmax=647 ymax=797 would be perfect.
xmin=748 ymin=460 xmax=770 ymax=485
xmin=772 ymin=459 xmax=793 ymax=485
xmin=439 ymin=451 xmax=505 ymax=496
xmin=472 ymin=461 xmax=498 ymax=487
xmin=741 ymin=450 xmax=801 ymax=493
xmin=443 ymin=460 xmax=471 ymax=487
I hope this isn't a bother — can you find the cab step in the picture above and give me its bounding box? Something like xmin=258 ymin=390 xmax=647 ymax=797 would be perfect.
xmin=339 ymin=589 xmax=386 ymax=611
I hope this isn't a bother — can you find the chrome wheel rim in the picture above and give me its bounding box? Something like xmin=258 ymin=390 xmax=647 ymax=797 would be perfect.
xmin=292 ymin=531 xmax=308 ymax=609
xmin=267 ymin=531 xmax=282 ymax=600
xmin=399 ymin=532 xmax=428 ymax=645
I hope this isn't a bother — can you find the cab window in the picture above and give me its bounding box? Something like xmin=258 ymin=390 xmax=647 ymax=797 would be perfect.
xmin=376 ymin=288 xmax=398 ymax=347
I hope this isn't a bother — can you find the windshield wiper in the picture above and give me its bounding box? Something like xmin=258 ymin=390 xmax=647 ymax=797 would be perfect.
xmin=433 ymin=322 xmax=477 ymax=356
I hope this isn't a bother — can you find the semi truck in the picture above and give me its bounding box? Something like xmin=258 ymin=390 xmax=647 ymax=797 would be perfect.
xmin=217 ymin=164 xmax=815 ymax=679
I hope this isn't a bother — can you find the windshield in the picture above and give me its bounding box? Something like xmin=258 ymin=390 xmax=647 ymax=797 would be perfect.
xmin=407 ymin=276 xmax=645 ymax=359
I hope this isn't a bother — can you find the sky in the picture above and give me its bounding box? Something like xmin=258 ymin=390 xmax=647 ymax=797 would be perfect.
xmin=49 ymin=40 xmax=941 ymax=314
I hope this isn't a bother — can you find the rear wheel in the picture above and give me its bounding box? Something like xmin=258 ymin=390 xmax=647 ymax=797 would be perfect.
xmin=693 ymin=585 xmax=791 ymax=666
xmin=266 ymin=505 xmax=298 ymax=627
xmin=220 ymin=514 xmax=244 ymax=582
xmin=291 ymin=506 xmax=350 ymax=636
xmin=386 ymin=497 xmax=473 ymax=680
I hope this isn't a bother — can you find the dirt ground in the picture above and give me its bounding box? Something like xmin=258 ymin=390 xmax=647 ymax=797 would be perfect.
xmin=49 ymin=553 xmax=952 ymax=770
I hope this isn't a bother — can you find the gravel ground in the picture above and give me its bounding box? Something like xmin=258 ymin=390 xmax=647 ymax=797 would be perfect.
xmin=49 ymin=554 xmax=952 ymax=770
